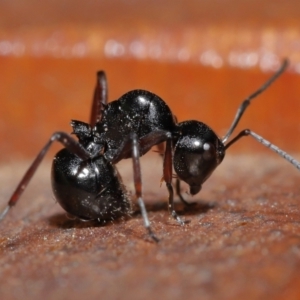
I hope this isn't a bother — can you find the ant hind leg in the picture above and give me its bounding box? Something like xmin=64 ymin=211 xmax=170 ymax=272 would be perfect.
xmin=0 ymin=132 xmax=90 ymax=221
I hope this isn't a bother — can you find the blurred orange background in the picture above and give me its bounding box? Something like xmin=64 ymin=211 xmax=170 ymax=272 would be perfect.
xmin=1 ymin=0 xmax=300 ymax=162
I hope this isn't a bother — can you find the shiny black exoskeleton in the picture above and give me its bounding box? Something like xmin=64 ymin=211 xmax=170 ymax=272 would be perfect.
xmin=64 ymin=87 xmax=226 ymax=226
xmin=173 ymin=121 xmax=225 ymax=196
xmin=93 ymin=89 xmax=176 ymax=161
xmin=1 ymin=59 xmax=300 ymax=242
xmin=52 ymin=149 xmax=130 ymax=221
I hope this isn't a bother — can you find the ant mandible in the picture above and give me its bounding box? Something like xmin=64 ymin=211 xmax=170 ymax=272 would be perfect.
xmin=0 ymin=59 xmax=299 ymax=242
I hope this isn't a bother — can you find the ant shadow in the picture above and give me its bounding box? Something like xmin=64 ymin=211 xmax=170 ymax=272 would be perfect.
xmin=136 ymin=198 xmax=216 ymax=216
xmin=47 ymin=213 xmax=122 ymax=229
xmin=47 ymin=198 xmax=216 ymax=229
xmin=112 ymin=196 xmax=216 ymax=222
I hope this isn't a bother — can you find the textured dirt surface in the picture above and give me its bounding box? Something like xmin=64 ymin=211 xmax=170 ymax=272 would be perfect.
xmin=1 ymin=154 xmax=300 ymax=300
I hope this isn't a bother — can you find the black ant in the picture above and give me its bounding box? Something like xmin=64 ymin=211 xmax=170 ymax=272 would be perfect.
xmin=1 ymin=59 xmax=299 ymax=242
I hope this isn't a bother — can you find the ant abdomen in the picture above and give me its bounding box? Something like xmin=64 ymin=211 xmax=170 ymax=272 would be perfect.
xmin=51 ymin=149 xmax=131 ymax=221
xmin=174 ymin=121 xmax=225 ymax=195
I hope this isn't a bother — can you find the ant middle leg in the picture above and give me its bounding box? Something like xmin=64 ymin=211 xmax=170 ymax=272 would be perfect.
xmin=131 ymin=133 xmax=159 ymax=242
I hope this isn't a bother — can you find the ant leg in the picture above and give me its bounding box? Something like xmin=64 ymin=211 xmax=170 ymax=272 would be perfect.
xmin=131 ymin=133 xmax=159 ymax=242
xmin=163 ymin=138 xmax=185 ymax=225
xmin=156 ymin=141 xmax=194 ymax=206
xmin=0 ymin=132 xmax=90 ymax=221
xmin=90 ymin=70 xmax=108 ymax=127
xmin=156 ymin=142 xmax=165 ymax=156
xmin=157 ymin=142 xmax=193 ymax=206
xmin=225 ymin=129 xmax=300 ymax=170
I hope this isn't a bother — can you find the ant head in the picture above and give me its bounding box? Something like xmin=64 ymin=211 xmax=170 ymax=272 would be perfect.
xmin=174 ymin=121 xmax=225 ymax=195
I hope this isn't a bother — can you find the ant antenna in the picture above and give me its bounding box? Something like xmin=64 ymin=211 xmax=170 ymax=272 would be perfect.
xmin=222 ymin=59 xmax=288 ymax=144
xmin=224 ymin=129 xmax=300 ymax=171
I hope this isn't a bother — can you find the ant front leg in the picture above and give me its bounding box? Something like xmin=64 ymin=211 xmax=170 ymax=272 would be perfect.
xmin=157 ymin=141 xmax=195 ymax=206
xmin=225 ymin=129 xmax=300 ymax=170
xmin=0 ymin=132 xmax=90 ymax=221
xmin=163 ymin=138 xmax=186 ymax=225
xmin=131 ymin=133 xmax=159 ymax=242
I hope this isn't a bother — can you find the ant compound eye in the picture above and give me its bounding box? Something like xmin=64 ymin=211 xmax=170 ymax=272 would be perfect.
xmin=203 ymin=143 xmax=210 ymax=151
xmin=190 ymin=139 xmax=212 ymax=153
xmin=202 ymin=142 xmax=216 ymax=160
